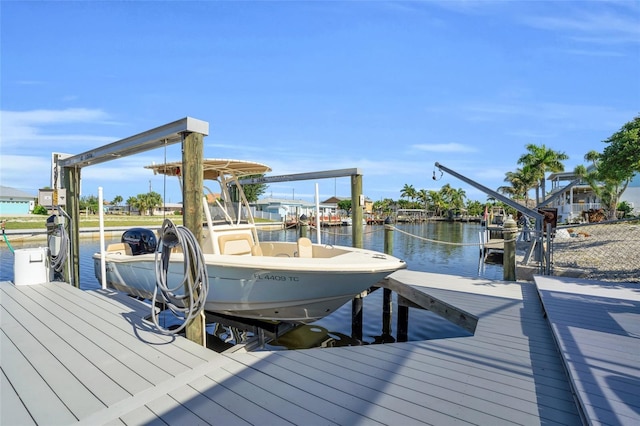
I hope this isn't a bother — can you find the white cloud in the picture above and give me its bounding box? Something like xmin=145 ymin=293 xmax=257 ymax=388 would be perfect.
xmin=0 ymin=155 xmax=51 ymax=192
xmin=0 ymin=108 xmax=115 ymax=148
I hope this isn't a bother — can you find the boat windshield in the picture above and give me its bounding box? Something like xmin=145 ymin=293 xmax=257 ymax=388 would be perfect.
xmin=206 ymin=174 xmax=254 ymax=226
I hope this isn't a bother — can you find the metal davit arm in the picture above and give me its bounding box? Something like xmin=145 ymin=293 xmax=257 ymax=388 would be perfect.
xmin=434 ymin=162 xmax=546 ymax=273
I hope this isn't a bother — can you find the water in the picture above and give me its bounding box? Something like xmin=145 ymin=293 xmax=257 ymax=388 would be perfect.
xmin=1 ymin=222 xmax=502 ymax=349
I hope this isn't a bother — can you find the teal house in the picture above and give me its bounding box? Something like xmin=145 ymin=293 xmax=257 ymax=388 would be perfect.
xmin=0 ymin=186 xmax=35 ymax=215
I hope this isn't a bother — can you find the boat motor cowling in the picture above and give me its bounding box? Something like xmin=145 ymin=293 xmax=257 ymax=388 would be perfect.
xmin=121 ymin=228 xmax=158 ymax=255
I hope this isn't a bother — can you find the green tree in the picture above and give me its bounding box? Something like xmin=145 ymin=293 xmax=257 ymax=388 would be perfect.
xmin=79 ymin=195 xmax=99 ymax=214
xmin=518 ymin=144 xmax=568 ymax=205
xmin=400 ymin=184 xmax=417 ymax=202
xmin=240 ymin=174 xmax=268 ymax=202
xmin=576 ymin=148 xmax=633 ymax=220
xmin=112 ymin=195 xmax=123 ymax=206
xmin=126 ymin=196 xmax=138 ymax=214
xmin=135 ymin=191 xmax=163 ymax=216
xmin=599 ymin=115 xmax=640 ymax=184
xmin=465 ymin=200 xmax=484 ymax=217
xmin=373 ymin=198 xmax=394 ymax=216
xmin=499 ymin=167 xmax=537 ymax=204
xmin=337 ymin=199 xmax=352 ymax=212
xmin=427 ymin=190 xmax=446 ymax=216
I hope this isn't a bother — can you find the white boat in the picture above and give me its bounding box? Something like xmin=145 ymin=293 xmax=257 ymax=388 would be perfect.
xmin=94 ymin=159 xmax=406 ymax=323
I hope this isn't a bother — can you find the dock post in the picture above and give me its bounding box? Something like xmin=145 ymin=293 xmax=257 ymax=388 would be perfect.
xmin=397 ymin=305 xmax=408 ymax=342
xmin=503 ymin=215 xmax=517 ymax=281
xmin=352 ymin=295 xmax=363 ymax=343
xmin=382 ymin=225 xmax=394 ymax=339
xmin=182 ymin=131 xmax=206 ymax=346
xmin=63 ymin=166 xmax=81 ymax=288
xmin=299 ymin=214 xmax=309 ymax=239
xmin=351 ymin=173 xmax=363 ymax=249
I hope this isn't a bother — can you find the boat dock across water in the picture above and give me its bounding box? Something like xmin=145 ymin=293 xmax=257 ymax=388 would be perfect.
xmin=3 ymin=271 xmax=638 ymax=425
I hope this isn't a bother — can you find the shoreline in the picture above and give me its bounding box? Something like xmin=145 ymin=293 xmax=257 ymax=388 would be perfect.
xmin=1 ymin=222 xmax=285 ymax=243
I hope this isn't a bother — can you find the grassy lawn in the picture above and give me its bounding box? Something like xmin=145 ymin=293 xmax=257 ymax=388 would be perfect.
xmin=1 ymin=214 xmax=276 ymax=230
xmin=1 ymin=214 xmax=182 ymax=230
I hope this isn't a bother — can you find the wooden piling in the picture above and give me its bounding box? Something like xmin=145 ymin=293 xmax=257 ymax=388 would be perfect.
xmin=182 ymin=132 xmax=206 ymax=346
xmin=63 ymin=166 xmax=81 ymax=288
xmin=502 ymin=215 xmax=517 ymax=281
xmin=351 ymin=174 xmax=363 ymax=249
xmin=382 ymin=225 xmax=394 ymax=338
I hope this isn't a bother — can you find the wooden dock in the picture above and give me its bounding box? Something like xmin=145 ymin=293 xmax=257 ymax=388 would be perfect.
xmin=3 ymin=270 xmax=638 ymax=425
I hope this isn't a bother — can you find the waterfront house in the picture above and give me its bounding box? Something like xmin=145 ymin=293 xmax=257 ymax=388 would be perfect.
xmin=547 ymin=170 xmax=640 ymax=223
xmin=546 ymin=171 xmax=600 ymax=223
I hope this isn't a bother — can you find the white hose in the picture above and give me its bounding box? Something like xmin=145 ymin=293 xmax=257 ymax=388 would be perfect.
xmin=152 ymin=219 xmax=209 ymax=335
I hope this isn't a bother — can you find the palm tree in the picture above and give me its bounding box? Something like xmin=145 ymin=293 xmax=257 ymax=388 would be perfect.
xmin=499 ymin=167 xmax=537 ymax=205
xmin=111 ymin=195 xmax=123 ymax=206
xmin=450 ymin=188 xmax=467 ymax=210
xmin=400 ymin=184 xmax=417 ymax=203
xmin=518 ymin=144 xmax=568 ymax=205
xmin=427 ymin=190 xmax=445 ymax=217
xmin=575 ymin=150 xmax=630 ymax=220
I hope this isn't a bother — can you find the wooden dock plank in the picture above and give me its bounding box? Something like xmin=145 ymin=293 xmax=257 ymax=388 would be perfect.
xmin=244 ymin=348 xmax=539 ymax=425
xmin=187 ymin=373 xmax=297 ymax=425
xmin=0 ymin=330 xmax=78 ymax=424
xmin=535 ymin=275 xmax=640 ymax=426
xmin=227 ymin=351 xmax=428 ymax=425
xmin=26 ymin=284 xmax=187 ymax=382
xmin=164 ymin=382 xmax=253 ymax=425
xmin=215 ymin=360 xmax=341 ymax=425
xmin=1 ymin=368 xmax=36 ymax=426
xmin=1 ymin=271 xmax=597 ymax=426
xmin=2 ymin=305 xmax=111 ymax=416
xmin=48 ymin=283 xmax=218 ymax=367
xmin=215 ymin=356 xmax=372 ymax=425
xmin=3 ymin=286 xmax=156 ymax=397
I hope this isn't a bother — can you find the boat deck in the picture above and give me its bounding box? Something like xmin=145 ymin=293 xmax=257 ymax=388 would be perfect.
xmin=2 ymin=271 xmax=637 ymax=425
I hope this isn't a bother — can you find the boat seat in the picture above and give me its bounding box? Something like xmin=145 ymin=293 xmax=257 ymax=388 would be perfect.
xmin=297 ymin=237 xmax=313 ymax=258
xmin=218 ymin=233 xmax=255 ymax=256
xmin=106 ymin=242 xmax=132 ymax=256
xmin=251 ymin=244 xmax=263 ymax=256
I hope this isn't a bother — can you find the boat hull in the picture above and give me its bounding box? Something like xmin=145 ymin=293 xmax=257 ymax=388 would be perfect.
xmin=94 ymin=245 xmax=405 ymax=323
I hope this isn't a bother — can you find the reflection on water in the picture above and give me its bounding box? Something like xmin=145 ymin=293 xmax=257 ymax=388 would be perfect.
xmin=1 ymin=222 xmax=500 ymax=350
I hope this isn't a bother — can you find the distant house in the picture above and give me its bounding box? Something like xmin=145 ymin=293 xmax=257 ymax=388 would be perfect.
xmin=254 ymin=198 xmax=319 ymax=220
xmin=0 ymin=186 xmax=35 ymax=215
xmin=151 ymin=203 xmax=183 ymax=216
xmin=322 ymin=196 xmax=374 ymax=214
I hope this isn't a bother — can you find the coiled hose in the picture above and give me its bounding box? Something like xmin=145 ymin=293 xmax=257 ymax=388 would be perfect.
xmin=50 ymin=226 xmax=68 ymax=274
xmin=153 ymin=219 xmax=209 ymax=335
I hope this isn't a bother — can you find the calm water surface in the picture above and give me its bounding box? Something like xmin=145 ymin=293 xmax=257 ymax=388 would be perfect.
xmin=1 ymin=222 xmax=502 ymax=348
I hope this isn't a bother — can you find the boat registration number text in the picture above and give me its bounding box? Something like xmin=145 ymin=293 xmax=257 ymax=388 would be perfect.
xmin=254 ymin=273 xmax=299 ymax=282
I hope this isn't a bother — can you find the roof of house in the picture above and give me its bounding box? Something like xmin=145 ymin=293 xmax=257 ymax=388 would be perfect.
xmin=0 ymin=186 xmax=35 ymax=200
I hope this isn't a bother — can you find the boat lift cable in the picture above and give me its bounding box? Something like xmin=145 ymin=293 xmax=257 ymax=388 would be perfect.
xmin=152 ymin=219 xmax=209 ymax=335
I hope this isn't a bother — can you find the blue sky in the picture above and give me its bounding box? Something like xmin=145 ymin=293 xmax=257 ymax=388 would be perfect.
xmin=1 ymin=0 xmax=638 ymax=205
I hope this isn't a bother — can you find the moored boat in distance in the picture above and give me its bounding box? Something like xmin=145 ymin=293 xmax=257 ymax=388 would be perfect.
xmin=94 ymin=159 xmax=406 ymax=323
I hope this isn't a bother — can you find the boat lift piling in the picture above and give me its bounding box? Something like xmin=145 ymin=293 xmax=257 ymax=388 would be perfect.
xmin=56 ymin=117 xmax=210 ymax=345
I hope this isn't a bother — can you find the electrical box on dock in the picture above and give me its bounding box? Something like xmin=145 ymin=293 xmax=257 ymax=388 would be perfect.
xmin=14 ymin=247 xmax=52 ymax=286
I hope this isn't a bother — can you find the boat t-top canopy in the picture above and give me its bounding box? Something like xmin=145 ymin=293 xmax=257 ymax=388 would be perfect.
xmin=145 ymin=159 xmax=272 ymax=180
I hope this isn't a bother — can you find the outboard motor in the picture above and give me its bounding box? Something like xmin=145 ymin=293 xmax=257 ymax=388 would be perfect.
xmin=122 ymin=228 xmax=158 ymax=255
